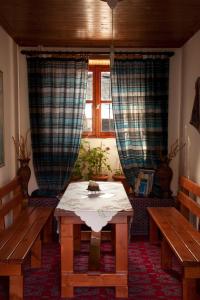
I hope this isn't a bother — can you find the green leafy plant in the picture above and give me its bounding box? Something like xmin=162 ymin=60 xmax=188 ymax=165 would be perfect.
xmin=86 ymin=144 xmax=112 ymax=178
xmin=71 ymin=141 xmax=88 ymax=179
xmin=72 ymin=140 xmax=112 ymax=180
xmin=113 ymin=167 xmax=124 ymax=176
xmin=71 ymin=158 xmax=82 ymax=179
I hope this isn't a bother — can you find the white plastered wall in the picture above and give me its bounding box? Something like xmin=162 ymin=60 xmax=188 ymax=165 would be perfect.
xmin=18 ymin=53 xmax=38 ymax=194
xmin=179 ymin=30 xmax=200 ymax=184
xmin=168 ymin=49 xmax=182 ymax=194
xmin=0 ymin=26 xmax=18 ymax=186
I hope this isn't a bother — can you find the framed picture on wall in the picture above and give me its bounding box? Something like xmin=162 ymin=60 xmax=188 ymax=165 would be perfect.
xmin=0 ymin=71 xmax=4 ymax=167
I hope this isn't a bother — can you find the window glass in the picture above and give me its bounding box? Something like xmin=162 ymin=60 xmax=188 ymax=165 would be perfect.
xmin=101 ymin=72 xmax=111 ymax=100
xmin=86 ymin=72 xmax=93 ymax=100
xmin=83 ymin=103 xmax=92 ymax=131
xmin=101 ymin=103 xmax=114 ymax=132
xmin=82 ymin=65 xmax=115 ymax=137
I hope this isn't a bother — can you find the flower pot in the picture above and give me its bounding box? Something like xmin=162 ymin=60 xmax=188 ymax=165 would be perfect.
xmin=112 ymin=174 xmax=130 ymax=194
xmin=153 ymin=162 xmax=173 ymax=198
xmin=91 ymin=174 xmax=109 ymax=181
xmin=112 ymin=174 xmax=126 ymax=181
xmin=17 ymin=158 xmax=31 ymax=199
xmin=70 ymin=175 xmax=82 ymax=182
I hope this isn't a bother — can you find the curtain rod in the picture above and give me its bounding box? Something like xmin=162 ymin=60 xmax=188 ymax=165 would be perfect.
xmin=21 ymin=50 xmax=174 ymax=57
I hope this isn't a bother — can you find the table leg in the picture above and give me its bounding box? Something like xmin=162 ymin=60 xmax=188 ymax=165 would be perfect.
xmin=88 ymin=231 xmax=101 ymax=272
xmin=115 ymin=223 xmax=128 ymax=298
xmin=74 ymin=224 xmax=81 ymax=252
xmin=10 ymin=275 xmax=23 ymax=300
xmin=111 ymin=224 xmax=115 ymax=253
xmin=61 ymin=220 xmax=74 ymax=297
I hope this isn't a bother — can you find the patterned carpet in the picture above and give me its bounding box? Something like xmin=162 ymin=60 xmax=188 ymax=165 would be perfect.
xmin=0 ymin=239 xmax=182 ymax=300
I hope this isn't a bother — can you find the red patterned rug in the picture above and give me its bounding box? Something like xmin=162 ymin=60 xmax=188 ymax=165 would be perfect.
xmin=0 ymin=239 xmax=182 ymax=300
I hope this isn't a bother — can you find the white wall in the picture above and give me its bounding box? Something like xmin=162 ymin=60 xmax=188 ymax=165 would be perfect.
xmin=168 ymin=49 xmax=182 ymax=194
xmin=179 ymin=30 xmax=200 ymax=184
xmin=18 ymin=54 xmax=38 ymax=194
xmin=0 ymin=26 xmax=19 ymax=185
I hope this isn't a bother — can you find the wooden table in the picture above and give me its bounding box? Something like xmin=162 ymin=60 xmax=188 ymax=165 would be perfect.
xmin=55 ymin=182 xmax=133 ymax=298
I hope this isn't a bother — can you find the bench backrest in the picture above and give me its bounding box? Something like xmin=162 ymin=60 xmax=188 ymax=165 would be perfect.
xmin=178 ymin=176 xmax=200 ymax=223
xmin=0 ymin=176 xmax=25 ymax=233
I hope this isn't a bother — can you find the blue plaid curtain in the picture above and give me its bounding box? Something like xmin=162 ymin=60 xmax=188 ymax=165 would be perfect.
xmin=111 ymin=56 xmax=169 ymax=185
xmin=27 ymin=57 xmax=88 ymax=195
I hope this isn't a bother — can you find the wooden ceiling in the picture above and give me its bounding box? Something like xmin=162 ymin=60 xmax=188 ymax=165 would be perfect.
xmin=0 ymin=0 xmax=200 ymax=48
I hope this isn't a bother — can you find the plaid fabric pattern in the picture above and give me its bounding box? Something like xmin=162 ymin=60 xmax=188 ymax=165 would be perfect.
xmin=111 ymin=57 xmax=169 ymax=185
xmin=27 ymin=57 xmax=88 ymax=195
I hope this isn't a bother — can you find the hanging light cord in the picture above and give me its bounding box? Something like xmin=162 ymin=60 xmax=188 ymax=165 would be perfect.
xmin=110 ymin=7 xmax=114 ymax=67
xmin=112 ymin=7 xmax=114 ymax=44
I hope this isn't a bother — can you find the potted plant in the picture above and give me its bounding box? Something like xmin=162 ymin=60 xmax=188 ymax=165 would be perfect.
xmin=153 ymin=139 xmax=186 ymax=198
xmin=112 ymin=166 xmax=125 ymax=181
xmin=112 ymin=165 xmax=130 ymax=193
xmin=12 ymin=130 xmax=31 ymax=198
xmin=88 ymin=145 xmax=111 ymax=181
xmin=71 ymin=141 xmax=112 ymax=181
xmin=71 ymin=157 xmax=83 ymax=181
xmin=71 ymin=140 xmax=88 ymax=181
xmin=83 ymin=142 xmax=111 ymax=181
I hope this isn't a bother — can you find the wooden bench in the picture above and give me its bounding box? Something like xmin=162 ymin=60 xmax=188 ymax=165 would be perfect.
xmin=0 ymin=176 xmax=54 ymax=300
xmin=147 ymin=176 xmax=200 ymax=300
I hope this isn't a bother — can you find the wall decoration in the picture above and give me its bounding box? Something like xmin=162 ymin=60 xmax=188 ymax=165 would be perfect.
xmin=0 ymin=71 xmax=4 ymax=167
xmin=190 ymin=77 xmax=200 ymax=133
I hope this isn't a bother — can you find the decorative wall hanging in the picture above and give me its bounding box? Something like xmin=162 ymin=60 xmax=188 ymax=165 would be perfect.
xmin=190 ymin=77 xmax=200 ymax=133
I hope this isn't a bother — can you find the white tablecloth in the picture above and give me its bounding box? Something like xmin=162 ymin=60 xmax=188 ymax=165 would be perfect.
xmin=57 ymin=181 xmax=132 ymax=232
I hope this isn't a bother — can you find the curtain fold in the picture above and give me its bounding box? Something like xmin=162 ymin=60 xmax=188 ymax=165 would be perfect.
xmin=111 ymin=57 xmax=169 ymax=185
xmin=27 ymin=57 xmax=88 ymax=195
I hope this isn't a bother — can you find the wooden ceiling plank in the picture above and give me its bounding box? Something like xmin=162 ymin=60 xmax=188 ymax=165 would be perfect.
xmin=0 ymin=0 xmax=200 ymax=48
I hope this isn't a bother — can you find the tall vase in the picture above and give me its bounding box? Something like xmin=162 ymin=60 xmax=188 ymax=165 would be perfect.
xmin=153 ymin=162 xmax=173 ymax=198
xmin=17 ymin=158 xmax=31 ymax=199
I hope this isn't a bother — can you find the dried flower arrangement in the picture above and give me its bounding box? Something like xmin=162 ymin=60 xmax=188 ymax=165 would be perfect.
xmin=160 ymin=139 xmax=186 ymax=164
xmin=12 ymin=130 xmax=31 ymax=161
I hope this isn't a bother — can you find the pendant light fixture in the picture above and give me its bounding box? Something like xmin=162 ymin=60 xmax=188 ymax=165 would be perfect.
xmin=101 ymin=0 xmax=123 ymax=9
xmin=100 ymin=0 xmax=123 ymax=67
xmin=101 ymin=0 xmax=122 ymax=9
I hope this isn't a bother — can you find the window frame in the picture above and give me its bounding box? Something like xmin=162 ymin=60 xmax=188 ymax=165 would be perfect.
xmin=83 ymin=65 xmax=115 ymax=138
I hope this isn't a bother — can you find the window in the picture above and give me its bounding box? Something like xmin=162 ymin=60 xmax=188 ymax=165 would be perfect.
xmin=83 ymin=65 xmax=115 ymax=138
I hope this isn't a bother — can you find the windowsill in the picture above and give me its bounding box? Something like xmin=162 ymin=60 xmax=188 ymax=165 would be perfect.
xmin=82 ymin=133 xmax=116 ymax=138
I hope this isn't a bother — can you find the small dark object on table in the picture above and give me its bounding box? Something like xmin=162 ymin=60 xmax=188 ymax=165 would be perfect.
xmin=87 ymin=180 xmax=100 ymax=192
